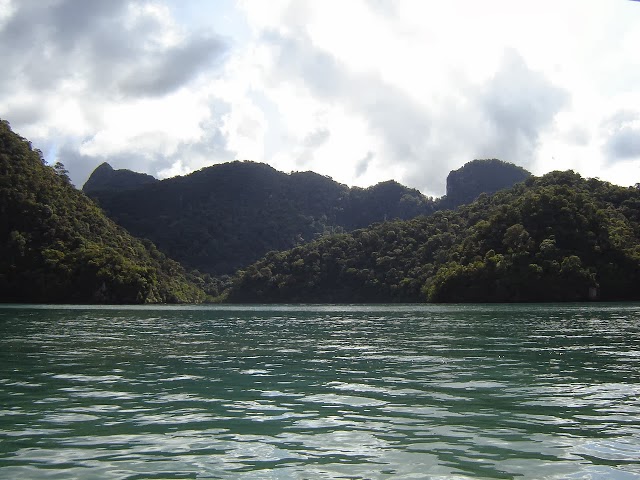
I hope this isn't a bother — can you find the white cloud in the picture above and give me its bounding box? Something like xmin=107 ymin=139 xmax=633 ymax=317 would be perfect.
xmin=1 ymin=0 xmax=639 ymax=192
xmin=157 ymin=158 xmax=190 ymax=179
xmin=79 ymin=89 xmax=210 ymax=157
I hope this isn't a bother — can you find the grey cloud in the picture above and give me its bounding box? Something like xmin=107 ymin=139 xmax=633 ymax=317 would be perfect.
xmin=59 ymin=99 xmax=234 ymax=187
xmin=0 ymin=0 xmax=128 ymax=90
xmin=265 ymin=32 xmax=568 ymax=194
xmin=359 ymin=83 xmax=431 ymax=162
xmin=0 ymin=1 xmax=228 ymax=98
xmin=50 ymin=0 xmax=130 ymax=43
xmin=56 ymin=144 xmax=107 ymax=189
xmin=0 ymin=0 xmax=125 ymax=48
xmin=355 ymin=151 xmax=374 ymax=178
xmin=0 ymin=1 xmax=232 ymax=186
xmin=3 ymin=101 xmax=42 ymax=126
xmin=606 ymin=125 xmax=640 ymax=160
xmin=119 ymin=35 xmax=227 ymax=96
xmin=303 ymin=129 xmax=330 ymax=148
xmin=602 ymin=110 xmax=640 ymax=161
xmin=566 ymin=126 xmax=590 ymax=146
xmin=267 ymin=30 xmax=433 ymax=154
xmin=263 ymin=30 xmax=348 ymax=97
xmin=57 ymin=141 xmax=179 ymax=189
xmin=265 ymin=30 xmax=443 ymax=190
xmin=476 ymin=50 xmax=569 ymax=167
xmin=296 ymin=128 xmax=330 ymax=166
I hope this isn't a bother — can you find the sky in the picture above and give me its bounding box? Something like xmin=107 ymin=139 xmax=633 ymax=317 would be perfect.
xmin=1 ymin=0 xmax=640 ymax=196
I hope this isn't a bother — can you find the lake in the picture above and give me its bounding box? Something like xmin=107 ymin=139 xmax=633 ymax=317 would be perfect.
xmin=1 ymin=303 xmax=639 ymax=479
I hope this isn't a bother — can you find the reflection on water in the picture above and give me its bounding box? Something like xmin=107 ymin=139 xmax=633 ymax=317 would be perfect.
xmin=1 ymin=303 xmax=640 ymax=478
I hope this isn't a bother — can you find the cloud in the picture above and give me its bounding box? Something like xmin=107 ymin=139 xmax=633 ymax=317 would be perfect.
xmin=290 ymin=128 xmax=331 ymax=166
xmin=603 ymin=110 xmax=640 ymax=161
xmin=303 ymin=128 xmax=330 ymax=148
xmin=263 ymin=29 xmax=439 ymax=188
xmin=259 ymin=28 xmax=567 ymax=194
xmin=62 ymin=111 xmax=234 ymax=188
xmin=607 ymin=127 xmax=640 ymax=160
xmin=0 ymin=1 xmax=227 ymax=97
xmin=117 ymin=33 xmax=227 ymax=97
xmin=475 ymin=49 xmax=569 ymax=165
xmin=2 ymin=0 xmax=639 ymax=193
xmin=0 ymin=0 xmax=232 ymax=186
xmin=355 ymin=151 xmax=374 ymax=178
xmin=71 ymin=97 xmax=234 ymax=187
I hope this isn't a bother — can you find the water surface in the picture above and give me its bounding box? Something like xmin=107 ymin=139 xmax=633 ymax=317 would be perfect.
xmin=1 ymin=303 xmax=639 ymax=479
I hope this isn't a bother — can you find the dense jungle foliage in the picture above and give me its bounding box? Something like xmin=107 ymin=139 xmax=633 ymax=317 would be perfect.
xmin=84 ymin=161 xmax=436 ymax=274
xmin=83 ymin=162 xmax=157 ymax=193
xmin=0 ymin=119 xmax=207 ymax=303
xmin=83 ymin=158 xmax=530 ymax=275
xmin=226 ymin=171 xmax=640 ymax=303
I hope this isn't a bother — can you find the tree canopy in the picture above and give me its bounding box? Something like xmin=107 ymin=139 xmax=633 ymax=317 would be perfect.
xmin=83 ymin=159 xmax=530 ymax=275
xmin=0 ymin=119 xmax=207 ymax=303
xmin=225 ymin=171 xmax=640 ymax=303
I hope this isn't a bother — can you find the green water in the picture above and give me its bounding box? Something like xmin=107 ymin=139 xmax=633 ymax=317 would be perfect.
xmin=1 ymin=304 xmax=639 ymax=479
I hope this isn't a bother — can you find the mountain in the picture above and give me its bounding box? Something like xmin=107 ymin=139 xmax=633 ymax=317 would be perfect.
xmin=340 ymin=180 xmax=435 ymax=229
xmin=83 ymin=161 xmax=438 ymax=275
xmin=82 ymin=159 xmax=529 ymax=275
xmin=440 ymin=158 xmax=531 ymax=209
xmin=82 ymin=162 xmax=157 ymax=194
xmin=225 ymin=171 xmax=640 ymax=303
xmin=0 ymin=119 xmax=206 ymax=304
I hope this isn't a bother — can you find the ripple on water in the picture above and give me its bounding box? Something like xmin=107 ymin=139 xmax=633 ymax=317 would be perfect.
xmin=1 ymin=303 xmax=640 ymax=478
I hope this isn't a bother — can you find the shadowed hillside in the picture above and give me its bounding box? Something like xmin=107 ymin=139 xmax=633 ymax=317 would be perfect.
xmin=225 ymin=171 xmax=640 ymax=303
xmin=0 ymin=119 xmax=207 ymax=304
xmin=83 ymin=161 xmax=437 ymax=274
xmin=83 ymin=162 xmax=158 ymax=194
xmin=83 ymin=159 xmax=530 ymax=275
xmin=440 ymin=159 xmax=531 ymax=209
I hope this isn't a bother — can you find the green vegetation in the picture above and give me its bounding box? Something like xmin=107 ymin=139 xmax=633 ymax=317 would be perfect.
xmin=84 ymin=162 xmax=437 ymax=274
xmin=83 ymin=159 xmax=529 ymax=275
xmin=11 ymin=114 xmax=609 ymax=306
xmin=226 ymin=171 xmax=640 ymax=303
xmin=0 ymin=119 xmax=207 ymax=303
xmin=83 ymin=162 xmax=157 ymax=194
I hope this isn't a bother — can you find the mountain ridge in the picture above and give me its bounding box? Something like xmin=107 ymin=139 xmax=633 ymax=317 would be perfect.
xmin=224 ymin=170 xmax=640 ymax=303
xmin=82 ymin=161 xmax=158 ymax=194
xmin=82 ymin=159 xmax=531 ymax=275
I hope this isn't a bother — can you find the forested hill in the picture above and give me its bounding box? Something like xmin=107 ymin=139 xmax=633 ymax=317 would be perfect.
xmin=0 ymin=119 xmax=206 ymax=304
xmin=83 ymin=159 xmax=530 ymax=275
xmin=225 ymin=171 xmax=640 ymax=303
xmin=440 ymin=159 xmax=531 ymax=209
xmin=82 ymin=162 xmax=157 ymax=194
xmin=83 ymin=161 xmax=436 ymax=274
